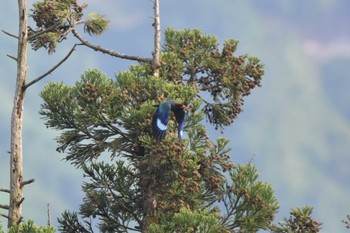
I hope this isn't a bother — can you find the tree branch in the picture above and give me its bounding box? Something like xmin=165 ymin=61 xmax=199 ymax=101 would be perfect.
xmin=20 ymin=178 xmax=35 ymax=188
xmin=2 ymin=30 xmax=18 ymax=39
xmin=23 ymin=44 xmax=77 ymax=90
xmin=0 ymin=188 xmax=10 ymax=193
xmin=16 ymin=216 xmax=23 ymax=225
xmin=1 ymin=214 xmax=9 ymax=219
xmin=7 ymin=54 xmax=18 ymax=62
xmin=17 ymin=197 xmax=25 ymax=207
xmin=0 ymin=204 xmax=9 ymax=210
xmin=152 ymin=0 xmax=161 ymax=76
xmin=47 ymin=203 xmax=51 ymax=226
xmin=28 ymin=22 xmax=63 ymax=40
xmin=72 ymin=29 xmax=152 ymax=63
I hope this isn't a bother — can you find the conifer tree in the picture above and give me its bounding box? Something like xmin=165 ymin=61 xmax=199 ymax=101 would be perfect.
xmin=39 ymin=26 xmax=280 ymax=231
xmin=7 ymin=0 xmax=321 ymax=232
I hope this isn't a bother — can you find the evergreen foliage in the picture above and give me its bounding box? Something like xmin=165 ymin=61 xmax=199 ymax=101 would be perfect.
xmin=29 ymin=0 xmax=109 ymax=53
xmin=270 ymin=206 xmax=322 ymax=233
xmin=39 ymin=28 xmax=318 ymax=232
xmin=0 ymin=220 xmax=55 ymax=233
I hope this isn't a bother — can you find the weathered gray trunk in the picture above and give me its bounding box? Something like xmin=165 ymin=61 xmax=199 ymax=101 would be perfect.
xmin=8 ymin=0 xmax=28 ymax=227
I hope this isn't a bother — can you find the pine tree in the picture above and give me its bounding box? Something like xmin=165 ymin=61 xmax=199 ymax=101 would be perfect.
xmin=39 ymin=28 xmax=280 ymax=232
xmin=11 ymin=0 xmax=321 ymax=232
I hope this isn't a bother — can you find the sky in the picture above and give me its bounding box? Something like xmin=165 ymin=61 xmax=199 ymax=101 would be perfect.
xmin=1 ymin=0 xmax=350 ymax=232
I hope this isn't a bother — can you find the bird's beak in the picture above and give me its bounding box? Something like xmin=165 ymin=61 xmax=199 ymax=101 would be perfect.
xmin=181 ymin=105 xmax=186 ymax=109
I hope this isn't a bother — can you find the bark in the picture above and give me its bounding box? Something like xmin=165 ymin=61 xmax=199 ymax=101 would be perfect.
xmin=152 ymin=0 xmax=161 ymax=76
xmin=139 ymin=160 xmax=158 ymax=233
xmin=139 ymin=1 xmax=161 ymax=231
xmin=8 ymin=0 xmax=28 ymax=227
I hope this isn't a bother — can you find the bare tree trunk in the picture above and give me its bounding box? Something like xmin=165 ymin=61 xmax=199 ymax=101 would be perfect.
xmin=139 ymin=1 xmax=161 ymax=232
xmin=152 ymin=0 xmax=161 ymax=77
xmin=8 ymin=0 xmax=28 ymax=227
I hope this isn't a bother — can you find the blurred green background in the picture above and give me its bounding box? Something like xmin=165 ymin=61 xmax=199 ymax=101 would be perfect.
xmin=1 ymin=1 xmax=350 ymax=232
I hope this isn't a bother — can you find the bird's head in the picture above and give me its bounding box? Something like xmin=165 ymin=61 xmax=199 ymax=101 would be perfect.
xmin=154 ymin=99 xmax=186 ymax=112
xmin=167 ymin=99 xmax=186 ymax=112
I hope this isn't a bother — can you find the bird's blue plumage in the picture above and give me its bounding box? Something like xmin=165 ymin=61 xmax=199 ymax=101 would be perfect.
xmin=152 ymin=99 xmax=186 ymax=142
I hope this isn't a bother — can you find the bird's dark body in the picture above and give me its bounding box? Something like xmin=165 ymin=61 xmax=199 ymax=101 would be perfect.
xmin=152 ymin=99 xmax=186 ymax=142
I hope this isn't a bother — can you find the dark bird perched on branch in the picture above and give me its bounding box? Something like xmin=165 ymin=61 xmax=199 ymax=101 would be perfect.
xmin=152 ymin=99 xmax=186 ymax=142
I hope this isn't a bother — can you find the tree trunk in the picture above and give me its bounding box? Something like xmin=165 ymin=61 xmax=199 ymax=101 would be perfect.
xmin=152 ymin=0 xmax=161 ymax=76
xmin=8 ymin=0 xmax=28 ymax=227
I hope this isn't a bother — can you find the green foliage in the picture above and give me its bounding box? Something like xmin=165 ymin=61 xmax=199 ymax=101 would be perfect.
xmin=162 ymin=28 xmax=264 ymax=131
xmin=40 ymin=68 xmax=197 ymax=165
xmin=39 ymin=29 xmax=281 ymax=232
xmin=270 ymin=206 xmax=321 ymax=233
xmin=57 ymin=211 xmax=92 ymax=233
xmin=221 ymin=164 xmax=279 ymax=232
xmin=29 ymin=0 xmax=109 ymax=53
xmin=148 ymin=208 xmax=228 ymax=233
xmin=3 ymin=219 xmax=55 ymax=233
xmin=84 ymin=13 xmax=109 ymax=36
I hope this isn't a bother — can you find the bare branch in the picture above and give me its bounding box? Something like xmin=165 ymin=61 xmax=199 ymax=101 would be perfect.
xmin=2 ymin=30 xmax=18 ymax=39
xmin=152 ymin=0 xmax=161 ymax=76
xmin=47 ymin=203 xmax=51 ymax=226
xmin=0 ymin=204 xmax=9 ymax=210
xmin=21 ymin=178 xmax=35 ymax=188
xmin=72 ymin=29 xmax=152 ymax=63
xmin=16 ymin=216 xmax=23 ymax=225
xmin=7 ymin=54 xmax=18 ymax=62
xmin=23 ymin=44 xmax=77 ymax=90
xmin=1 ymin=214 xmax=9 ymax=219
xmin=17 ymin=197 xmax=24 ymax=207
xmin=28 ymin=22 xmax=64 ymax=40
xmin=0 ymin=188 xmax=10 ymax=193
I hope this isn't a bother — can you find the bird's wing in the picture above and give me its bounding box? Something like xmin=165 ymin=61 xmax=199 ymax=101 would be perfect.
xmin=152 ymin=107 xmax=169 ymax=141
xmin=174 ymin=109 xmax=186 ymax=142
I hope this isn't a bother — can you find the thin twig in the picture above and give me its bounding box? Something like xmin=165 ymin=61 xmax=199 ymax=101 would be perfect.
xmin=20 ymin=178 xmax=35 ymax=188
xmin=7 ymin=54 xmax=17 ymax=62
xmin=2 ymin=29 xmax=18 ymax=39
xmin=23 ymin=44 xmax=77 ymax=90
xmin=0 ymin=204 xmax=9 ymax=210
xmin=152 ymin=0 xmax=161 ymax=76
xmin=1 ymin=214 xmax=9 ymax=219
xmin=0 ymin=188 xmax=10 ymax=193
xmin=16 ymin=216 xmax=23 ymax=225
xmin=28 ymin=22 xmax=63 ymax=40
xmin=47 ymin=203 xmax=51 ymax=226
xmin=17 ymin=197 xmax=25 ymax=207
xmin=72 ymin=29 xmax=152 ymax=63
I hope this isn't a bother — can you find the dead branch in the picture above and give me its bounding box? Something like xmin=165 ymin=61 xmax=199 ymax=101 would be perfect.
xmin=0 ymin=204 xmax=9 ymax=210
xmin=47 ymin=203 xmax=51 ymax=226
xmin=2 ymin=30 xmax=18 ymax=39
xmin=16 ymin=216 xmax=23 ymax=225
xmin=1 ymin=214 xmax=9 ymax=219
xmin=0 ymin=188 xmax=10 ymax=193
xmin=23 ymin=44 xmax=77 ymax=90
xmin=7 ymin=54 xmax=18 ymax=62
xmin=72 ymin=29 xmax=152 ymax=63
xmin=16 ymin=198 xmax=24 ymax=207
xmin=28 ymin=22 xmax=63 ymax=40
xmin=20 ymin=178 xmax=35 ymax=188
